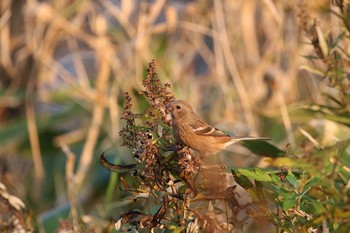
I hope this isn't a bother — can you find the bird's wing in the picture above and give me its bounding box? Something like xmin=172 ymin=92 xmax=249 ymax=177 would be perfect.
xmin=189 ymin=119 xmax=229 ymax=137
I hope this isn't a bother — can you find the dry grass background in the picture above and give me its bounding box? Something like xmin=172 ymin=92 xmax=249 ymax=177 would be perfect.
xmin=0 ymin=0 xmax=349 ymax=232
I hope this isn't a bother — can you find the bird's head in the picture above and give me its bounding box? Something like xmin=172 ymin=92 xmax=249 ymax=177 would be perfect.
xmin=166 ymin=100 xmax=195 ymax=122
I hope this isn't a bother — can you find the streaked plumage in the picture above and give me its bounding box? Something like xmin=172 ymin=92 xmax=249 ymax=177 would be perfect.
xmin=167 ymin=100 xmax=270 ymax=154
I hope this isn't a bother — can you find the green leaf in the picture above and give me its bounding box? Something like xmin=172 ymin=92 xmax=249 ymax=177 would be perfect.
xmin=236 ymin=169 xmax=259 ymax=181
xmin=271 ymin=157 xmax=312 ymax=170
xmin=282 ymin=194 xmax=296 ymax=210
xmin=286 ymin=169 xmax=299 ymax=188
xmin=267 ymin=183 xmax=289 ymax=198
xmin=150 ymin=204 xmax=162 ymax=215
xmin=329 ymin=32 xmax=345 ymax=49
xmin=339 ymin=168 xmax=350 ymax=181
xmin=172 ymin=226 xmax=186 ymax=233
xmin=282 ymin=199 xmax=296 ymax=210
xmin=232 ymin=170 xmax=254 ymax=189
xmin=304 ymin=105 xmax=350 ymax=126
xmin=304 ymin=177 xmax=319 ymax=191
xmin=237 ymin=168 xmax=272 ymax=182
xmin=255 ymin=169 xmax=273 ymax=182
xmin=324 ymin=113 xmax=350 ymax=126
xmin=270 ymin=173 xmax=283 ymax=185
xmin=242 ymin=140 xmax=285 ymax=158
xmin=333 ymin=223 xmax=340 ymax=231
xmin=288 ymin=105 xmax=350 ymax=126
xmin=340 ymin=145 xmax=350 ymax=168
xmin=310 ymin=201 xmax=326 ymax=214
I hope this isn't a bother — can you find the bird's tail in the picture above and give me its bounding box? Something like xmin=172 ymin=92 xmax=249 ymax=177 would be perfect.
xmin=225 ymin=136 xmax=271 ymax=147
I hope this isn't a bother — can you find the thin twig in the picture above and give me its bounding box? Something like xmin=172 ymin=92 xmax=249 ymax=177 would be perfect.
xmin=75 ymin=38 xmax=111 ymax=188
xmin=59 ymin=142 xmax=80 ymax=232
xmin=25 ymin=100 xmax=45 ymax=182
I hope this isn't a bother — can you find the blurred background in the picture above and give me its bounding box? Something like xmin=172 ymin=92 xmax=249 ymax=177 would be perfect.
xmin=0 ymin=0 xmax=349 ymax=232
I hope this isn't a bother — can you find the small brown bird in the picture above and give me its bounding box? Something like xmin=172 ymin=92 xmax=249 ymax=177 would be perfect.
xmin=167 ymin=100 xmax=270 ymax=154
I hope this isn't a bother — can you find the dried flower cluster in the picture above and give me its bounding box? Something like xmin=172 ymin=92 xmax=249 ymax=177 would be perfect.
xmin=140 ymin=59 xmax=175 ymax=125
xmin=108 ymin=60 xmax=204 ymax=231
xmin=118 ymin=60 xmax=177 ymax=189
xmin=173 ymin=146 xmax=201 ymax=195
xmin=0 ymin=183 xmax=33 ymax=232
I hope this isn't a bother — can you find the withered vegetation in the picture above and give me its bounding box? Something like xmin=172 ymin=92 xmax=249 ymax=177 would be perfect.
xmin=101 ymin=61 xmax=276 ymax=232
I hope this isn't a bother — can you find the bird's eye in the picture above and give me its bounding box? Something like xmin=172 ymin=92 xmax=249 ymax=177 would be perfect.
xmin=176 ymin=105 xmax=181 ymax=109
